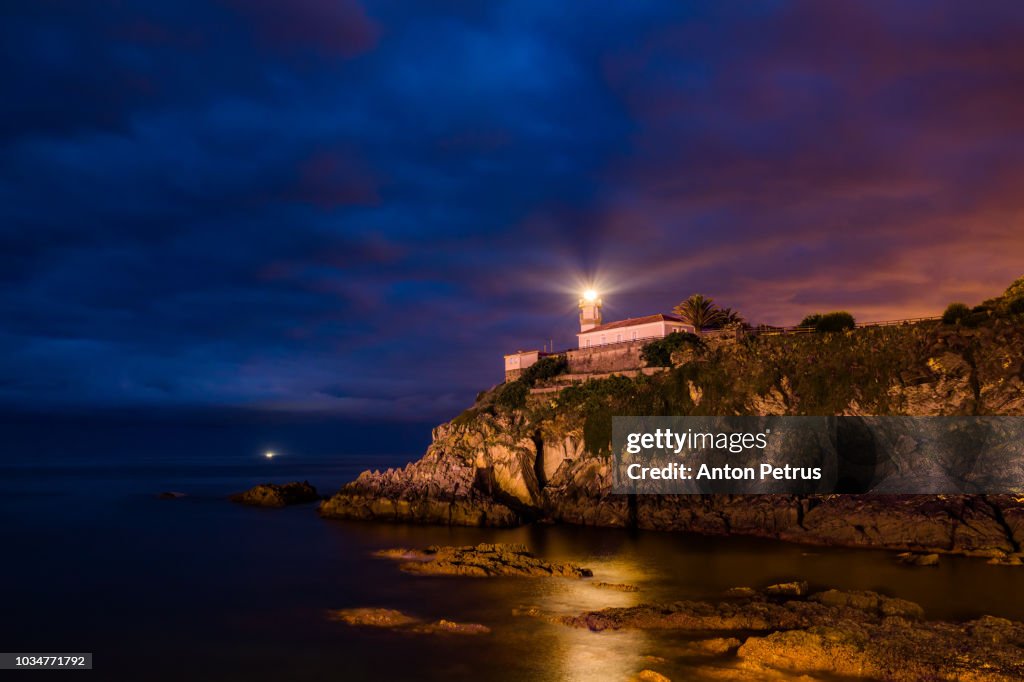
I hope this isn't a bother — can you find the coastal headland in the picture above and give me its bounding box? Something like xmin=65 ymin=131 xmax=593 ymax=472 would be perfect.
xmin=319 ymin=278 xmax=1024 ymax=563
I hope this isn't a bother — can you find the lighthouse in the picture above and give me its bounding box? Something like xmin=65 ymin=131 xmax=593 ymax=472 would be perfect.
xmin=579 ymin=289 xmax=603 ymax=332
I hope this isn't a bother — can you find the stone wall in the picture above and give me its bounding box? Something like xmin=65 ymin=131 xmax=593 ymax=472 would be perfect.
xmin=566 ymin=340 xmax=646 ymax=374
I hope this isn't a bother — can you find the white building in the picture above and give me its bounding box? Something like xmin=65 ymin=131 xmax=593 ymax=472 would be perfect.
xmin=576 ymin=291 xmax=694 ymax=347
xmin=503 ymin=349 xmax=548 ymax=377
xmin=577 ymin=313 xmax=694 ymax=348
xmin=501 ymin=291 xmax=696 ymax=379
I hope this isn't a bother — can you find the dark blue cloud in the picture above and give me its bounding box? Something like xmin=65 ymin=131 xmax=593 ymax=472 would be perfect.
xmin=2 ymin=0 xmax=1024 ymax=419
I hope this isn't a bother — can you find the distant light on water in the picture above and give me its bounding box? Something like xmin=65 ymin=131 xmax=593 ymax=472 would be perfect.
xmin=265 ymin=451 xmax=276 ymax=459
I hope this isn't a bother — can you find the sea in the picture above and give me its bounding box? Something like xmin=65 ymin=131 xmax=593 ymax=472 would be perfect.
xmin=2 ymin=414 xmax=1021 ymax=681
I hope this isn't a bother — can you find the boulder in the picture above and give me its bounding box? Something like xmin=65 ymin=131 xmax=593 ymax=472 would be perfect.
xmin=764 ymin=581 xmax=808 ymax=597
xmin=896 ymin=551 xmax=940 ymax=567
xmin=326 ymin=608 xmax=418 ymax=627
xmin=230 ymin=481 xmax=319 ymax=507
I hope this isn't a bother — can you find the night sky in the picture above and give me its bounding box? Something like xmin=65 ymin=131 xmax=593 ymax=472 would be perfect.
xmin=4 ymin=1 xmax=1024 ymax=422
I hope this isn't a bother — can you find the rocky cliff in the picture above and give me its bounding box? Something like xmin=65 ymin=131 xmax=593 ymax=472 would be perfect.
xmin=321 ymin=282 xmax=1024 ymax=560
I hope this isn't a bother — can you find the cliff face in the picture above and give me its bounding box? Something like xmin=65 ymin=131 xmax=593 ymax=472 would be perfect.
xmin=320 ymin=313 xmax=1024 ymax=560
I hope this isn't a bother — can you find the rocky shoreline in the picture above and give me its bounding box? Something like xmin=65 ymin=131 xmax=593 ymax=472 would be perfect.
xmin=543 ymin=585 xmax=1024 ymax=680
xmin=318 ymin=315 xmax=1024 ymax=563
xmin=335 ymin=543 xmax=1024 ymax=680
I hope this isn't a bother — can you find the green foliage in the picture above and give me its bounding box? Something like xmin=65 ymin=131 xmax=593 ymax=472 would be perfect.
xmin=1003 ymin=275 xmax=1024 ymax=302
xmin=798 ymin=314 xmax=822 ymax=328
xmin=494 ymin=380 xmax=528 ymax=411
xmin=713 ymin=307 xmax=746 ymax=328
xmin=1000 ymin=276 xmax=1024 ymax=315
xmin=942 ymin=302 xmax=971 ymax=325
xmin=958 ymin=305 xmax=994 ymax=328
xmin=957 ymin=275 xmax=1024 ymax=320
xmin=491 ymin=356 xmax=568 ymax=414
xmin=519 ymin=354 xmax=567 ymax=385
xmin=640 ymin=331 xmax=704 ymax=367
xmin=811 ymin=311 xmax=855 ymax=332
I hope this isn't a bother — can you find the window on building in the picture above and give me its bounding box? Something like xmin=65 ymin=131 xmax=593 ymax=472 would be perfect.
xmin=616 ymin=333 xmax=622 ymax=343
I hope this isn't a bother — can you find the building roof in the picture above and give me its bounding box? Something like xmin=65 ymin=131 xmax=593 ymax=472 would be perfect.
xmin=577 ymin=313 xmax=687 ymax=335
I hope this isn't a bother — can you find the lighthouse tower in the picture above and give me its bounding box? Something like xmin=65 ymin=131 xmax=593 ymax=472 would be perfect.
xmin=579 ymin=290 xmax=603 ymax=332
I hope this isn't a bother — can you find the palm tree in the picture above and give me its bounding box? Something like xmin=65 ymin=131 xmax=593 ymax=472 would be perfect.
xmin=673 ymin=294 xmax=723 ymax=334
xmin=717 ymin=307 xmax=745 ymax=328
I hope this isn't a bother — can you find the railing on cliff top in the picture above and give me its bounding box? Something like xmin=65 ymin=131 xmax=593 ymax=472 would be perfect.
xmin=735 ymin=315 xmax=942 ymax=338
xmin=550 ymin=315 xmax=942 ymax=351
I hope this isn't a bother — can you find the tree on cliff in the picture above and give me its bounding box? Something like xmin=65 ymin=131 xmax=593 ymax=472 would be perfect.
xmin=714 ymin=307 xmax=746 ymax=328
xmin=673 ymin=294 xmax=724 ymax=333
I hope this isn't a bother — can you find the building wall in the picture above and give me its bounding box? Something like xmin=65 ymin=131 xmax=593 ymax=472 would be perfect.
xmin=566 ymin=339 xmax=647 ymax=374
xmin=577 ymin=320 xmax=694 ymax=349
xmin=504 ymin=350 xmax=543 ymax=381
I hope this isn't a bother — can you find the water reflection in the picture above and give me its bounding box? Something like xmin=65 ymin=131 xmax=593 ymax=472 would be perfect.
xmin=5 ymin=462 xmax=1023 ymax=681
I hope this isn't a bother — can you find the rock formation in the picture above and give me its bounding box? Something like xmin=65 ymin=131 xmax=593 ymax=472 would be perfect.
xmin=326 ymin=608 xmax=489 ymax=635
xmin=320 ymin=283 xmax=1024 ymax=560
xmin=536 ymin=586 xmax=1024 ymax=681
xmin=374 ymin=543 xmax=593 ymax=578
xmin=231 ymin=481 xmax=319 ymax=507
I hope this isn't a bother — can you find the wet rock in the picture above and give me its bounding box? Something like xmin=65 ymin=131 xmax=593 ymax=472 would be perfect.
xmin=409 ymin=619 xmax=490 ymax=635
xmin=558 ymin=597 xmax=815 ymax=632
xmin=592 ymin=581 xmax=639 ymax=592
xmin=809 ymin=589 xmax=924 ymax=620
xmin=327 ymin=608 xmax=489 ymax=635
xmin=376 ymin=543 xmax=593 ymax=578
xmin=673 ymin=637 xmax=742 ymax=657
xmin=557 ymin=587 xmax=1024 ymax=680
xmin=157 ymin=491 xmax=186 ymax=499
xmin=764 ymin=580 xmax=808 ymax=597
xmin=735 ymin=617 xmax=1024 ymax=681
xmin=231 ymin=481 xmax=319 ymax=507
xmin=326 ymin=608 xmax=419 ymax=627
xmin=632 ymin=670 xmax=671 ymax=682
xmin=897 ymin=551 xmax=940 ymax=566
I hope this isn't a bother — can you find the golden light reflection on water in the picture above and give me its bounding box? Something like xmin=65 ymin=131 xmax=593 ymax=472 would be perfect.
xmin=531 ymin=556 xmax=652 ymax=681
xmin=329 ymin=521 xmax=1024 ymax=680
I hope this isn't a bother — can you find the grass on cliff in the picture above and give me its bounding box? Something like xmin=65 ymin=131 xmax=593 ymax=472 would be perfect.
xmin=531 ymin=321 xmax=945 ymax=456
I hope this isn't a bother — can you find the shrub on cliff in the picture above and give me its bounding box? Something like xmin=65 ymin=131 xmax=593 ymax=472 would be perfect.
xmin=519 ymin=355 xmax=568 ymax=384
xmin=958 ymin=305 xmax=995 ymax=328
xmin=641 ymin=331 xmax=704 ymax=367
xmin=495 ymin=380 xmax=528 ymax=411
xmin=797 ymin=314 xmax=821 ymax=329
xmin=800 ymin=311 xmax=855 ymax=333
xmin=997 ymin=276 xmax=1024 ymax=315
xmin=492 ymin=356 xmax=568 ymax=413
xmin=942 ymin=302 xmax=971 ymax=325
xmin=950 ymin=276 xmax=1024 ymax=322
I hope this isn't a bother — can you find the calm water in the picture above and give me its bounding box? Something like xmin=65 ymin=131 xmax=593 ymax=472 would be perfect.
xmin=2 ymin=431 xmax=1022 ymax=681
